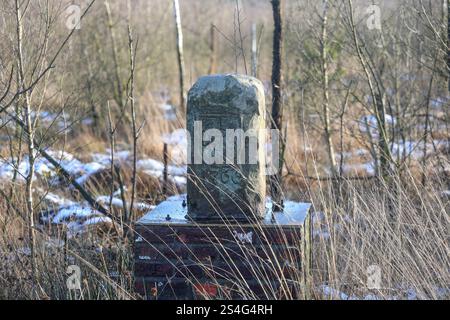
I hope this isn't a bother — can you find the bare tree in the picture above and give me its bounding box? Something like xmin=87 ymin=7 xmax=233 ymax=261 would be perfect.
xmin=251 ymin=23 xmax=258 ymax=77
xmin=105 ymin=0 xmax=125 ymax=115
xmin=173 ymin=0 xmax=186 ymax=114
xmin=127 ymin=10 xmax=140 ymax=223
xmin=321 ymin=0 xmax=338 ymax=177
xmin=14 ymin=0 xmax=37 ymax=293
xmin=270 ymin=0 xmax=284 ymax=212
xmin=346 ymin=0 xmax=393 ymax=179
xmin=208 ymin=23 xmax=217 ymax=75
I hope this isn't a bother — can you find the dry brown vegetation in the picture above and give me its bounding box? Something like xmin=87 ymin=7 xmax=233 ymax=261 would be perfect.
xmin=0 ymin=0 xmax=448 ymax=299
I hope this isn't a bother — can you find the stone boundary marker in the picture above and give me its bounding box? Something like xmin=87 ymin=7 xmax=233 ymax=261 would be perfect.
xmin=134 ymin=74 xmax=311 ymax=300
xmin=187 ymin=74 xmax=266 ymax=223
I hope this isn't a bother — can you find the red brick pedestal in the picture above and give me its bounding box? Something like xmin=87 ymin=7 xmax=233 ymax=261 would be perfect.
xmin=134 ymin=195 xmax=311 ymax=300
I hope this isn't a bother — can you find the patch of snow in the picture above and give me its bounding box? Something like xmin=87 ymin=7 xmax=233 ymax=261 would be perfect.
xmin=359 ymin=114 xmax=396 ymax=137
xmin=96 ymin=196 xmax=126 ymax=208
xmin=40 ymin=202 xmax=114 ymax=238
xmin=82 ymin=216 xmax=112 ymax=226
xmin=96 ymin=195 xmax=154 ymax=211
xmin=171 ymin=175 xmax=187 ymax=186
xmin=52 ymin=206 xmax=96 ymax=224
xmin=320 ymin=284 xmax=449 ymax=300
xmin=92 ymin=150 xmax=130 ymax=165
xmin=159 ymin=103 xmax=177 ymax=121
xmin=321 ymin=285 xmax=354 ymax=300
xmin=137 ymin=159 xmax=164 ymax=172
xmin=163 ymin=129 xmax=187 ymax=146
xmin=138 ymin=195 xmax=311 ymax=226
xmin=168 ymin=164 xmax=187 ymax=177
xmin=74 ymin=162 xmax=105 ymax=185
xmin=163 ymin=129 xmax=188 ymax=164
xmin=138 ymin=158 xmax=187 ymax=186
xmin=313 ymin=230 xmax=331 ymax=239
xmin=336 ymin=148 xmax=370 ymax=161
xmin=0 ymin=149 xmax=104 ymax=185
xmin=391 ymin=139 xmax=448 ymax=160
xmin=342 ymin=162 xmax=375 ymax=176
xmin=430 ymin=96 xmax=449 ymax=109
xmin=44 ymin=192 xmax=75 ymax=206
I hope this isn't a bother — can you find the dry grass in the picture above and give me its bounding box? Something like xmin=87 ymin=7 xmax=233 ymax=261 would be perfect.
xmin=0 ymin=0 xmax=448 ymax=301
xmin=0 ymin=160 xmax=448 ymax=300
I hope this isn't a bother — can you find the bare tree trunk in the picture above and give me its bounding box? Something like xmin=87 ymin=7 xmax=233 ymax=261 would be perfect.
xmin=375 ymin=94 xmax=391 ymax=178
xmin=208 ymin=23 xmax=217 ymax=75
xmin=348 ymin=0 xmax=393 ymax=179
xmin=14 ymin=0 xmax=37 ymax=296
xmin=321 ymin=0 xmax=338 ymax=177
xmin=127 ymin=22 xmax=138 ymax=222
xmin=173 ymin=0 xmax=186 ymax=115
xmin=338 ymin=85 xmax=351 ymax=178
xmin=107 ymin=102 xmax=116 ymax=216
xmin=84 ymin=45 xmax=99 ymax=132
xmin=422 ymin=54 xmax=438 ymax=186
xmin=251 ymin=23 xmax=258 ymax=77
xmin=235 ymin=0 xmax=248 ymax=75
xmin=105 ymin=0 xmax=125 ymax=113
xmin=270 ymin=0 xmax=284 ymax=212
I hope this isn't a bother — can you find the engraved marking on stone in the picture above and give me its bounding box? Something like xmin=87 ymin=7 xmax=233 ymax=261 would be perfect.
xmin=187 ymin=74 xmax=266 ymax=221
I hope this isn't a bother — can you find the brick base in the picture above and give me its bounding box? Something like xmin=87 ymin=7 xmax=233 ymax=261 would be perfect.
xmin=134 ymin=218 xmax=310 ymax=300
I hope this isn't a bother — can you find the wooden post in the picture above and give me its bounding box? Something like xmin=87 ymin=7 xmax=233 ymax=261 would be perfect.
xmin=163 ymin=143 xmax=168 ymax=195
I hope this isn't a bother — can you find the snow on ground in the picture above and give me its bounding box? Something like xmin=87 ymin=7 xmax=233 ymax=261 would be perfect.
xmin=0 ymin=127 xmax=188 ymax=237
xmin=430 ymin=96 xmax=450 ymax=108
xmin=96 ymin=195 xmax=155 ymax=211
xmin=336 ymin=148 xmax=369 ymax=161
xmin=40 ymin=204 xmax=110 ymax=238
xmin=391 ymin=139 xmax=449 ymax=160
xmin=159 ymin=103 xmax=177 ymax=121
xmin=40 ymin=192 xmax=113 ymax=238
xmin=319 ymin=285 xmax=449 ymax=300
xmin=162 ymin=128 xmax=188 ymax=165
xmin=0 ymin=145 xmax=186 ymax=237
xmin=0 ymin=147 xmax=187 ymax=187
xmin=39 ymin=190 xmax=157 ymax=238
xmin=136 ymin=158 xmax=187 ymax=186
xmin=43 ymin=192 xmax=76 ymax=206
xmin=34 ymin=111 xmax=70 ymax=130
xmin=0 ymin=150 xmax=105 ymax=184
xmin=342 ymin=162 xmax=376 ymax=176
xmin=359 ymin=114 xmax=396 ymax=137
xmin=92 ymin=150 xmax=131 ymax=165
xmin=334 ymin=139 xmax=448 ymax=177
xmin=51 ymin=205 xmax=98 ymax=224
xmin=0 ymin=110 xmax=71 ymax=131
